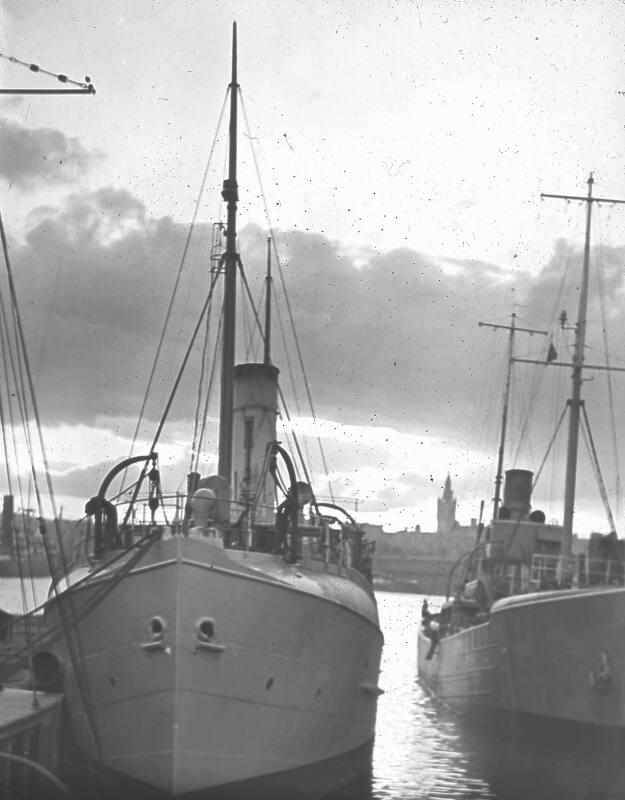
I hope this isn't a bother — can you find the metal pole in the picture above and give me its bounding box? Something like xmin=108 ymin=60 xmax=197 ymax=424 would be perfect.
xmin=218 ymin=22 xmax=239 ymax=482
xmin=542 ymin=176 xmax=625 ymax=554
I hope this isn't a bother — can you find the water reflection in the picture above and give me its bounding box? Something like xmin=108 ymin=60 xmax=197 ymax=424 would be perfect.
xmin=370 ymin=592 xmax=625 ymax=800
xmin=3 ymin=581 xmax=625 ymax=799
xmin=372 ymin=592 xmax=493 ymax=800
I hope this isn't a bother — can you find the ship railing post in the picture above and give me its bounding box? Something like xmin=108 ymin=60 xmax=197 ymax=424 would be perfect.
xmin=572 ymin=556 xmax=579 ymax=588
xmin=337 ymin=533 xmax=344 ymax=576
xmin=322 ymin=521 xmax=330 ymax=570
xmin=605 ymin=558 xmax=612 ymax=586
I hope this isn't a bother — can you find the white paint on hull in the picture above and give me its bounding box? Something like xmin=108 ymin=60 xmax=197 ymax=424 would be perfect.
xmin=46 ymin=537 xmax=383 ymax=795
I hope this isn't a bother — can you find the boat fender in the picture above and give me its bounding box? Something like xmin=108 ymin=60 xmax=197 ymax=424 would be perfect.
xmin=32 ymin=650 xmax=64 ymax=692
xmin=590 ymin=651 xmax=615 ymax=695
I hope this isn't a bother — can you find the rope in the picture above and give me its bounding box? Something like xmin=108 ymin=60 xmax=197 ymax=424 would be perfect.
xmin=0 ymin=530 xmax=162 ymax=677
xmin=121 ymin=89 xmax=229 ymax=493
xmin=193 ymin=304 xmax=223 ymax=476
xmin=0 ymin=207 xmax=102 ymax=758
xmin=190 ymin=295 xmax=213 ymax=474
xmin=512 ymin=244 xmax=575 ymax=466
xmin=123 ymin=272 xmax=221 ymax=525
xmin=239 ymin=90 xmax=335 ymax=502
xmin=594 ymin=213 xmax=621 ymax=520
xmin=581 ymin=405 xmax=617 ymax=534
xmin=270 ymin=278 xmax=315 ymax=473
xmin=0 ymin=286 xmax=35 ymax=486
xmin=532 ymin=405 xmax=567 ymax=490
xmin=236 ymin=258 xmax=314 ymax=488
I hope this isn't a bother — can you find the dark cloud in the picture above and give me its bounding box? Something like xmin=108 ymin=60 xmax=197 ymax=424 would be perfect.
xmin=11 ymin=188 xmax=205 ymax=426
xmin=252 ymin=228 xmax=532 ymax=437
xmin=4 ymin=185 xmax=625 ymax=531
xmin=8 ymin=186 xmax=625 ymax=486
xmin=0 ymin=118 xmax=102 ymax=188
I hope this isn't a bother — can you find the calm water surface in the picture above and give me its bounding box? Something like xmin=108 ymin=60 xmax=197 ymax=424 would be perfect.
xmin=369 ymin=591 xmax=625 ymax=800
xmin=3 ymin=581 xmax=625 ymax=799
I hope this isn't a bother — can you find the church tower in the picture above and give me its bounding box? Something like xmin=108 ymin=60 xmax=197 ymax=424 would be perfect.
xmin=437 ymin=474 xmax=457 ymax=534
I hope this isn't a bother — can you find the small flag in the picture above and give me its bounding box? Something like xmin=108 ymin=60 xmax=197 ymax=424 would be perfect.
xmin=546 ymin=342 xmax=558 ymax=363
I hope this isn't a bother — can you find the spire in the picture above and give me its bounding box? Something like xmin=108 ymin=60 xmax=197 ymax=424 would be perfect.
xmin=437 ymin=474 xmax=456 ymax=534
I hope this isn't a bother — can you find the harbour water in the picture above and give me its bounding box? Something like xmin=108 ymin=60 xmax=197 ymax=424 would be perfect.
xmin=2 ymin=581 xmax=625 ymax=799
xmin=369 ymin=591 xmax=625 ymax=800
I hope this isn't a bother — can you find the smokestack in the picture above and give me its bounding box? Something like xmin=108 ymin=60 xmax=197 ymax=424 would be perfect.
xmin=232 ymin=363 xmax=280 ymax=523
xmin=501 ymin=469 xmax=533 ymax=519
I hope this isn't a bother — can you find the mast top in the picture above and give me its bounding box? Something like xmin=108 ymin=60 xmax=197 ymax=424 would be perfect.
xmin=231 ymin=22 xmax=238 ymax=91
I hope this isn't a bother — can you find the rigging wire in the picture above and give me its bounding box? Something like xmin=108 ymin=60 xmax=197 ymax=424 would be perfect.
xmin=512 ymin=243 xmax=576 ymax=467
xmin=511 ymin=201 xmax=584 ymax=468
xmin=269 ymin=273 xmax=314 ymax=473
xmin=190 ymin=305 xmax=212 ymax=474
xmin=188 ymin=224 xmax=227 ymax=478
xmin=122 ymin=271 xmax=221 ymax=525
xmin=193 ymin=304 xmax=224 ymax=477
xmin=581 ymin=405 xmax=617 ymax=534
xmin=0 ymin=287 xmax=35 ymax=480
xmin=236 ymin=258 xmax=315 ymax=491
xmin=594 ymin=210 xmax=621 ymax=521
xmin=0 ymin=207 xmax=103 ymax=759
xmin=121 ymin=88 xmax=229 ymax=492
xmin=239 ymin=90 xmax=335 ymax=502
xmin=531 ymin=405 xmax=567 ymax=490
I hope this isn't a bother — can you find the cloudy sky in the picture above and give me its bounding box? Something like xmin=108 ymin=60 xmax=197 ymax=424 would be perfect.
xmin=1 ymin=0 xmax=625 ymax=534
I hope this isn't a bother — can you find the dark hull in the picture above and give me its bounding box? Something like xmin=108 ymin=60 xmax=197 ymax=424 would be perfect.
xmin=418 ymin=585 xmax=625 ymax=729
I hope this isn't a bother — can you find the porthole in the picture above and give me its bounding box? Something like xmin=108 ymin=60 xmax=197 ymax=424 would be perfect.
xmin=196 ymin=617 xmax=216 ymax=642
xmin=148 ymin=616 xmax=167 ymax=641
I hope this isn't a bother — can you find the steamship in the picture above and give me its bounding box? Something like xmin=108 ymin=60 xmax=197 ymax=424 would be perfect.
xmin=34 ymin=25 xmax=383 ymax=798
xmin=419 ymin=176 xmax=625 ymax=732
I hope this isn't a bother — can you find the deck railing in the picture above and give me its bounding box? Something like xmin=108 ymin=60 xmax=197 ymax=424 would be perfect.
xmin=530 ymin=553 xmax=625 ymax=588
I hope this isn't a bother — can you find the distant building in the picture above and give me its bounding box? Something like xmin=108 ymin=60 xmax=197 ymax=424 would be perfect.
xmin=437 ymin=474 xmax=457 ymax=534
xmin=363 ymin=475 xmax=480 ymax=593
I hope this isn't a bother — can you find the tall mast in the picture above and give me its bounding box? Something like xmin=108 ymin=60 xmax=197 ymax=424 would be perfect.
xmin=479 ymin=314 xmax=546 ymax=520
xmin=218 ymin=22 xmax=239 ymax=481
xmin=264 ymin=236 xmax=272 ymax=365
xmin=542 ymin=175 xmax=625 ymax=554
xmin=561 ymin=175 xmax=593 ymax=555
xmin=495 ymin=313 xmax=515 ymax=520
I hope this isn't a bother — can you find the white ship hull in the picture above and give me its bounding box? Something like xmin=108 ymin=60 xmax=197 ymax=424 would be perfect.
xmin=44 ymin=535 xmax=383 ymax=796
xmin=418 ymin=586 xmax=625 ymax=730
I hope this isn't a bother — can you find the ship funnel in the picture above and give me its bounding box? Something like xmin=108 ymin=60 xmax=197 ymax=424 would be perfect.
xmin=232 ymin=363 xmax=280 ymax=523
xmin=501 ymin=469 xmax=533 ymax=519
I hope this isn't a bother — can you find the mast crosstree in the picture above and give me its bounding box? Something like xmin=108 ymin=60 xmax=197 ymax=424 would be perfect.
xmin=540 ymin=174 xmax=625 ymax=554
xmin=479 ymin=314 xmax=547 ymax=520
